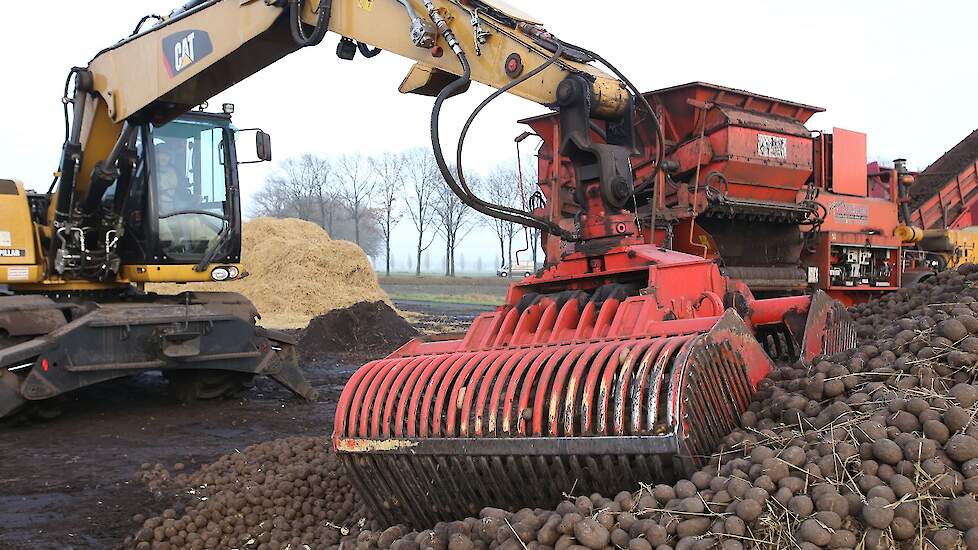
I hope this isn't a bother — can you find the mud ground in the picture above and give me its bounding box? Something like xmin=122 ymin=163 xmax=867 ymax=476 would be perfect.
xmin=0 ymin=299 xmax=488 ymax=550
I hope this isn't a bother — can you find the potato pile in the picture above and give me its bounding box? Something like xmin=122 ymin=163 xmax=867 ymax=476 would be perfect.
xmin=127 ymin=436 xmax=372 ymax=549
xmin=336 ymin=266 xmax=978 ymax=550
xmin=125 ymin=265 xmax=978 ymax=549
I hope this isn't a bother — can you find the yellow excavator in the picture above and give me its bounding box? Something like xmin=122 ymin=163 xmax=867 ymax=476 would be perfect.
xmin=0 ymin=0 xmax=644 ymax=419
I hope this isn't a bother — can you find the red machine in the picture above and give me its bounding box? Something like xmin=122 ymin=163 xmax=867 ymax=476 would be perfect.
xmin=906 ymin=129 xmax=978 ymax=231
xmin=524 ymin=82 xmax=905 ymax=305
xmin=333 ymin=81 xmax=857 ymax=527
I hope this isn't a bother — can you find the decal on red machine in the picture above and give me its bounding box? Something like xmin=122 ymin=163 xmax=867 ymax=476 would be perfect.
xmin=162 ymin=30 xmax=214 ymax=77
xmin=827 ymin=200 xmax=869 ymax=224
xmin=757 ymin=134 xmax=787 ymax=160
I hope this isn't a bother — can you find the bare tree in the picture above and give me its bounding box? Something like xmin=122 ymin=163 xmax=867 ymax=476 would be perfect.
xmin=250 ymin=177 xmax=292 ymax=218
xmin=297 ymin=154 xmax=339 ymax=234
xmin=434 ymin=175 xmax=480 ymax=277
xmin=252 ymin=155 xmax=332 ymax=223
xmin=484 ymin=165 xmax=524 ymax=268
xmin=251 ymin=154 xmax=382 ymax=254
xmin=335 ymin=153 xmax=378 ymax=246
xmin=403 ymin=148 xmax=440 ymax=277
xmin=370 ymin=152 xmax=405 ymax=276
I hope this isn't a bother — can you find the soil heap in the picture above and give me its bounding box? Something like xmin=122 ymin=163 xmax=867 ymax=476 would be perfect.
xmin=298 ymin=301 xmax=419 ymax=357
xmin=148 ymin=217 xmax=389 ymax=328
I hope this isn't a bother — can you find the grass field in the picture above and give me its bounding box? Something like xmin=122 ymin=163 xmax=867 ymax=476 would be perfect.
xmin=378 ymin=275 xmax=509 ymax=306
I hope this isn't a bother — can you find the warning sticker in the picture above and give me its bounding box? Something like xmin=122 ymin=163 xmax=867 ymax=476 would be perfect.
xmin=757 ymin=134 xmax=788 ymax=160
xmin=828 ymin=200 xmax=870 ymax=224
xmin=357 ymin=0 xmax=373 ymax=11
xmin=6 ymin=267 xmax=28 ymax=281
xmin=0 ymin=231 xmax=10 ymax=247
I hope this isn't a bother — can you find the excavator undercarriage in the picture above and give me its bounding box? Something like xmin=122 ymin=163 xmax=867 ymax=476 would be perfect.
xmin=0 ymin=291 xmax=316 ymax=419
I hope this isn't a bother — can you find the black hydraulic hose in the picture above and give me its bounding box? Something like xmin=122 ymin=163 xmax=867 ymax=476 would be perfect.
xmin=357 ymin=42 xmax=382 ymax=58
xmin=130 ymin=14 xmax=164 ymax=37
xmin=454 ymin=42 xmax=565 ymax=222
xmin=49 ymin=67 xmax=87 ymax=194
xmin=429 ymin=52 xmax=566 ymax=237
xmin=289 ymin=0 xmax=331 ymax=48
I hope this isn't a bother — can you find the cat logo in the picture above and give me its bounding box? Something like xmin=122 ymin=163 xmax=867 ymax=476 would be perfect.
xmin=162 ymin=30 xmax=214 ymax=77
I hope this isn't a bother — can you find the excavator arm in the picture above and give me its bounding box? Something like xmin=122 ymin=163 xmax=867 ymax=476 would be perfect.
xmin=50 ymin=0 xmax=656 ymax=286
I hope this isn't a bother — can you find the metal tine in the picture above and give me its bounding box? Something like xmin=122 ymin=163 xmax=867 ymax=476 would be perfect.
xmin=551 ymin=455 xmax=573 ymax=497
xmin=584 ymin=456 xmax=602 ymax=493
xmin=446 ymin=454 xmax=483 ymax=516
xmin=546 ymin=344 xmax=585 ymax=436
xmin=681 ymin=367 xmax=714 ymax=460
xmin=342 ymin=456 xmax=392 ymax=526
xmin=535 ymin=455 xmax=558 ymax=503
xmin=710 ymin=342 xmax=749 ymax=412
xmin=635 ymin=455 xmax=659 ymax=482
xmin=489 ymin=455 xmax=519 ymax=506
xmin=686 ymin=356 xmax=719 ymax=461
xmin=519 ymin=455 xmax=548 ymax=507
xmin=568 ymin=455 xmax=586 ymax=497
xmin=688 ymin=347 xmax=731 ymax=448
xmin=563 ymin=344 xmax=603 ymax=436
xmin=610 ymin=340 xmax=652 ymax=436
xmin=377 ymin=454 xmax=430 ymax=527
xmin=617 ymin=454 xmax=635 ymax=488
xmin=505 ymin=455 xmax=532 ymax=507
xmin=701 ymin=343 xmax=746 ymax=440
xmin=424 ymin=455 xmax=460 ymax=519
xmin=485 ymin=352 xmax=536 ymax=436
xmin=433 ymin=353 xmax=485 ymax=437
xmin=402 ymin=455 xmax=442 ymax=526
xmin=463 ymin=455 xmax=495 ymax=508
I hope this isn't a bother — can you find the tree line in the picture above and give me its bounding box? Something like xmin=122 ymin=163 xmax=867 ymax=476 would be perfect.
xmin=249 ymin=148 xmax=539 ymax=277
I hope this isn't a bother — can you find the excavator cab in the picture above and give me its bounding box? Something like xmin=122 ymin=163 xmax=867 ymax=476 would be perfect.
xmin=0 ymin=108 xmax=320 ymax=420
xmin=121 ymin=111 xmax=243 ymax=268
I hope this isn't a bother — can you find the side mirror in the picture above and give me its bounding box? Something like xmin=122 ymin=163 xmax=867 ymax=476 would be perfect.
xmin=236 ymin=128 xmax=272 ymax=164
xmin=256 ymin=130 xmax=272 ymax=162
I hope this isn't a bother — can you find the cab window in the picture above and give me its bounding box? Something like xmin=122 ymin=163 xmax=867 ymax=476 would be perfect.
xmin=152 ymin=119 xmax=230 ymax=260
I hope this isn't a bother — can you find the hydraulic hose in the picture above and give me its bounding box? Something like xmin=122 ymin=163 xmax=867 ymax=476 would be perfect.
xmin=130 ymin=14 xmax=164 ymax=37
xmin=289 ymin=0 xmax=331 ymax=48
xmin=425 ymin=3 xmax=568 ymax=237
xmin=454 ymin=42 xmax=565 ymax=223
xmin=357 ymin=42 xmax=382 ymax=58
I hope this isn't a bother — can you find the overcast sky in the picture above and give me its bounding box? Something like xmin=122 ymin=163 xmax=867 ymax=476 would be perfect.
xmin=2 ymin=1 xmax=977 ymax=273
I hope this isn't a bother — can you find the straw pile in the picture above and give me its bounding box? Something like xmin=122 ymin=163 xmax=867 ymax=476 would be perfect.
xmin=148 ymin=218 xmax=389 ymax=328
